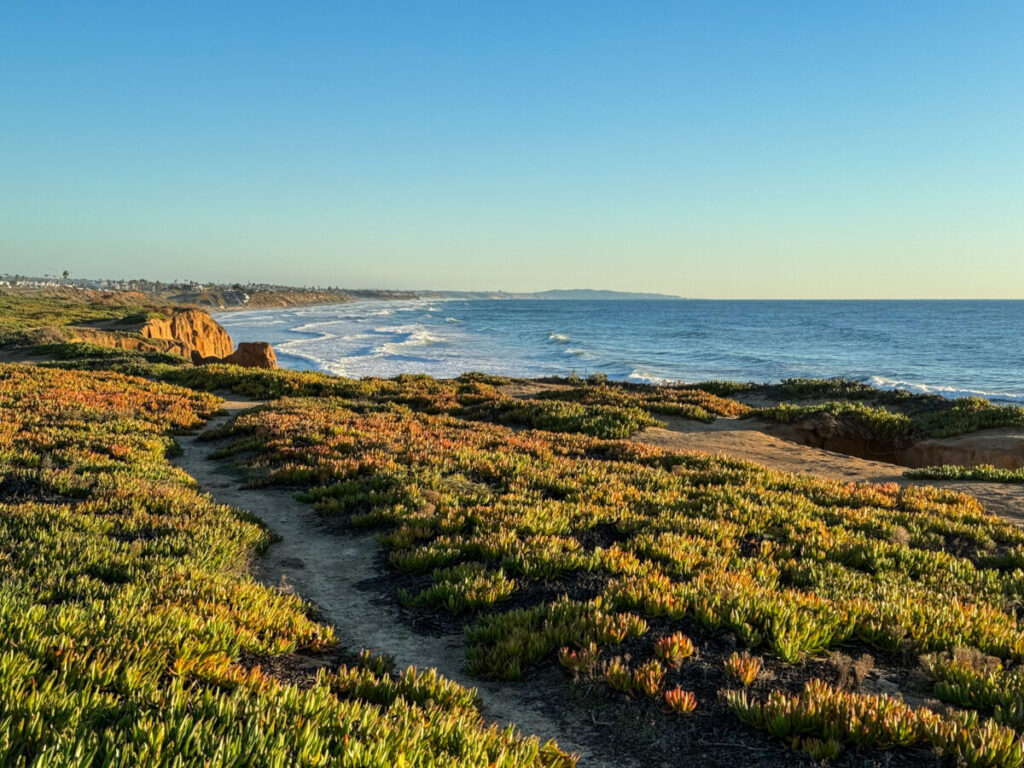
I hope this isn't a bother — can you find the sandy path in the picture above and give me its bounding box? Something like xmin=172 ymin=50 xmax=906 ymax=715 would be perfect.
xmin=173 ymin=397 xmax=608 ymax=767
xmin=633 ymin=415 xmax=1024 ymax=524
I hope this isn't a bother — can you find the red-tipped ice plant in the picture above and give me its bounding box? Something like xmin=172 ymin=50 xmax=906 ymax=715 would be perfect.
xmin=724 ymin=651 xmax=762 ymax=686
xmin=654 ymin=632 xmax=695 ymax=669
xmin=665 ymin=687 xmax=698 ymax=715
xmin=633 ymin=659 xmax=665 ymax=698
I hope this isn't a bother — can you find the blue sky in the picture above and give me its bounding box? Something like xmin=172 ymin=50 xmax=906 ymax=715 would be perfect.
xmin=1 ymin=2 xmax=1021 ymax=297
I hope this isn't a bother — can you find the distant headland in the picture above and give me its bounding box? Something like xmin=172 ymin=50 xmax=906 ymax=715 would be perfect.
xmin=1 ymin=274 xmax=683 ymax=309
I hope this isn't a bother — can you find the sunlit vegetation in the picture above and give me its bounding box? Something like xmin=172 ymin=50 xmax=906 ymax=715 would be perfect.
xmin=12 ymin=307 xmax=1024 ymax=763
xmin=664 ymin=687 xmax=698 ymax=715
xmin=906 ymin=464 xmax=1024 ymax=483
xmin=462 ymin=397 xmax=662 ymax=438
xmin=756 ymin=401 xmax=915 ymax=443
xmin=201 ymin=381 xmax=1024 ymax=763
xmin=0 ymin=364 xmax=572 ymax=767
xmin=757 ymin=397 xmax=1024 ymax=447
xmin=780 ymin=377 xmax=896 ymax=400
xmin=108 ymin=364 xmax=669 ymax=438
xmin=916 ymin=398 xmax=1024 ymax=439
xmin=728 ymin=679 xmax=1024 ymax=767
xmin=723 ymin=652 xmax=762 ymax=686
xmin=0 ymin=291 xmax=163 ymax=346
xmin=532 ymin=380 xmax=752 ymax=422
xmin=84 ymin=357 xmax=1024 ymax=453
xmin=31 ymin=341 xmax=191 ymax=367
xmin=686 ymin=380 xmax=759 ymax=397
xmin=539 ymin=375 xmax=757 ymax=399
xmin=922 ymin=648 xmax=1024 ymax=729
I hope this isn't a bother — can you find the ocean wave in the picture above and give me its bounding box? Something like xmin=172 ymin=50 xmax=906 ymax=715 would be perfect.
xmin=868 ymin=376 xmax=1024 ymax=403
xmin=373 ymin=325 xmax=445 ymax=344
xmin=289 ymin=320 xmax=337 ymax=333
xmin=270 ymin=343 xmax=335 ymax=373
xmin=225 ymin=318 xmax=285 ymax=327
xmin=627 ymin=369 xmax=675 ymax=385
xmin=216 ymin=301 xmax=1024 ymax=398
xmin=362 ymin=325 xmax=447 ymax=357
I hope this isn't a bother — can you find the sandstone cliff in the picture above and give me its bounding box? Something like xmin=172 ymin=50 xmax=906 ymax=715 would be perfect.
xmin=192 ymin=341 xmax=278 ymax=370
xmin=72 ymin=308 xmax=277 ymax=369
xmin=139 ymin=310 xmax=233 ymax=358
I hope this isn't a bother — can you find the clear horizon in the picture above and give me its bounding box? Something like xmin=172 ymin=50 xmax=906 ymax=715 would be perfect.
xmin=2 ymin=2 xmax=1022 ymax=299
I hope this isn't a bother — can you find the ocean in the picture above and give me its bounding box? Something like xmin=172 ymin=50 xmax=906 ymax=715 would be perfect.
xmin=215 ymin=299 xmax=1024 ymax=403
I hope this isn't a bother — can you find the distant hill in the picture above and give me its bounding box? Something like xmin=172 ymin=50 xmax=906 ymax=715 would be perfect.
xmin=440 ymin=289 xmax=684 ymax=301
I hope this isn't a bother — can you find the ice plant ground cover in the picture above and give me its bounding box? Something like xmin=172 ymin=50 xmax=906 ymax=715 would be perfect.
xmin=127 ymin=363 xmax=1024 ymax=447
xmin=199 ymin=378 xmax=1024 ymax=765
xmin=906 ymin=465 xmax=1024 ymax=484
xmin=9 ymin=302 xmax=1024 ymax=767
xmin=0 ymin=364 xmax=573 ymax=767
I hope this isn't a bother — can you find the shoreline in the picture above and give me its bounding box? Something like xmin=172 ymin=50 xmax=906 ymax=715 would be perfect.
xmin=209 ymin=296 xmax=1024 ymax=403
xmin=211 ymin=296 xmax=1024 ymax=405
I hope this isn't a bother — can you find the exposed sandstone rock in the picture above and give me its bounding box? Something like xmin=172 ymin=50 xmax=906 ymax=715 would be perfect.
xmin=227 ymin=341 xmax=277 ymax=369
xmin=140 ymin=310 xmax=233 ymax=358
xmin=191 ymin=341 xmax=278 ymax=370
xmin=70 ymin=307 xmax=278 ymax=369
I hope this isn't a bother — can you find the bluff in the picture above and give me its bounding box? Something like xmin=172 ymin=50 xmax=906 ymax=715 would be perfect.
xmin=72 ymin=309 xmax=277 ymax=369
xmin=139 ymin=309 xmax=233 ymax=358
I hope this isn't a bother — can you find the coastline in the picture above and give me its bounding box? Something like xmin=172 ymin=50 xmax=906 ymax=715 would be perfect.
xmin=211 ymin=298 xmax=1024 ymax=403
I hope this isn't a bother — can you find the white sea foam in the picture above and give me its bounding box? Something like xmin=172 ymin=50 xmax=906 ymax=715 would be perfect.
xmin=373 ymin=325 xmax=445 ymax=345
xmin=216 ymin=301 xmax=1024 ymax=398
xmin=627 ymin=369 xmax=674 ymax=385
xmin=868 ymin=376 xmax=1024 ymax=403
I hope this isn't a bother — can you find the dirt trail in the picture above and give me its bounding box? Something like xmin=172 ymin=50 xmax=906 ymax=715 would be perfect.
xmin=173 ymin=398 xmax=610 ymax=767
xmin=633 ymin=415 xmax=1024 ymax=524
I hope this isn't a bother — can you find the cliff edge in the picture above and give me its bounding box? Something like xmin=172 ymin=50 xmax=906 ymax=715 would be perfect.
xmin=139 ymin=309 xmax=233 ymax=358
xmin=71 ymin=309 xmax=277 ymax=369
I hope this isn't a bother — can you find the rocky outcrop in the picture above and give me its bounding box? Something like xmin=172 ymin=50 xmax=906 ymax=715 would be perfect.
xmin=191 ymin=341 xmax=278 ymax=370
xmin=140 ymin=310 xmax=233 ymax=359
xmin=71 ymin=308 xmax=278 ymax=369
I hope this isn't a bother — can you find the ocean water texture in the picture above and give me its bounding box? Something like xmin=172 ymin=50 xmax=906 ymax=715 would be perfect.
xmin=215 ymin=299 xmax=1024 ymax=403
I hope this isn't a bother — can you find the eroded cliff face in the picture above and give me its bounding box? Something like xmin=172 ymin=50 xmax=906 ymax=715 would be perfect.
xmin=192 ymin=342 xmax=278 ymax=370
xmin=70 ymin=308 xmax=277 ymax=369
xmin=770 ymin=417 xmax=1024 ymax=470
xmin=140 ymin=310 xmax=233 ymax=358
